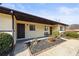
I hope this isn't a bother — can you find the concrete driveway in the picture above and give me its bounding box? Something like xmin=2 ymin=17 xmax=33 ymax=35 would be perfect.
xmin=37 ymin=39 xmax=79 ymax=56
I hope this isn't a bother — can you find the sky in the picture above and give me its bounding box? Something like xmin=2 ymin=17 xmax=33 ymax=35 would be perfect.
xmin=1 ymin=3 xmax=79 ymax=25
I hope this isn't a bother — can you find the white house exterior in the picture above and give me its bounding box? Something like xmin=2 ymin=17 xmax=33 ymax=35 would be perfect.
xmin=0 ymin=6 xmax=68 ymax=45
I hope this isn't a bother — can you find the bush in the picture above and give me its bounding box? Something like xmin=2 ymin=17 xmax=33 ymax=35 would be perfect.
xmin=0 ymin=33 xmax=14 ymax=56
xmin=52 ymin=31 xmax=60 ymax=38
xmin=64 ymin=32 xmax=79 ymax=38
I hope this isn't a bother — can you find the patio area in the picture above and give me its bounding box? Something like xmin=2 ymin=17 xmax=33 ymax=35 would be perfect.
xmin=14 ymin=37 xmax=79 ymax=56
xmin=14 ymin=38 xmax=66 ymax=56
xmin=15 ymin=39 xmax=79 ymax=56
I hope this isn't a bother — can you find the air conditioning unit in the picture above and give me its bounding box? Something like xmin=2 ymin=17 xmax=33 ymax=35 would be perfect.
xmin=44 ymin=32 xmax=49 ymax=37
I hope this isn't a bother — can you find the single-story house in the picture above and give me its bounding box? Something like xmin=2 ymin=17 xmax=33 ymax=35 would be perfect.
xmin=0 ymin=6 xmax=68 ymax=45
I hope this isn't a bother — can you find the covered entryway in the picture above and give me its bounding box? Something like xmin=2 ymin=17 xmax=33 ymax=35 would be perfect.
xmin=17 ymin=23 xmax=25 ymax=39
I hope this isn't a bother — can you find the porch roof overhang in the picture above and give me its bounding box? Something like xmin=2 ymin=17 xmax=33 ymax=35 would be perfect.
xmin=0 ymin=6 xmax=68 ymax=26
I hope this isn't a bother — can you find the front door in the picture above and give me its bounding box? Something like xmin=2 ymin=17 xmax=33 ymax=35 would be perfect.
xmin=50 ymin=27 xmax=52 ymax=35
xmin=17 ymin=23 xmax=25 ymax=39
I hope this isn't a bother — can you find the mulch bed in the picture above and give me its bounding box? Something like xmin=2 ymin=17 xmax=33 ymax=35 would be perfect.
xmin=30 ymin=39 xmax=66 ymax=55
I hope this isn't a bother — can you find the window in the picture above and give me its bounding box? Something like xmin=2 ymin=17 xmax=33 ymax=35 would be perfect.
xmin=60 ymin=26 xmax=64 ymax=31
xmin=45 ymin=26 xmax=48 ymax=31
xmin=29 ymin=24 xmax=35 ymax=31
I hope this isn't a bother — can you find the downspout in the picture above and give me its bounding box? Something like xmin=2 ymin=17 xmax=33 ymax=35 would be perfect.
xmin=11 ymin=10 xmax=14 ymax=42
xmin=10 ymin=10 xmax=15 ymax=56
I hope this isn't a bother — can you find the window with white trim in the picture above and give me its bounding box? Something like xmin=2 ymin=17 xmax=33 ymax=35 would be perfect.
xmin=29 ymin=24 xmax=35 ymax=31
xmin=44 ymin=26 xmax=48 ymax=31
xmin=60 ymin=26 xmax=64 ymax=31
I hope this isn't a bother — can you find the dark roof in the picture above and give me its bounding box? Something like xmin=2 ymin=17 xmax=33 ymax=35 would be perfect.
xmin=0 ymin=6 xmax=68 ymax=26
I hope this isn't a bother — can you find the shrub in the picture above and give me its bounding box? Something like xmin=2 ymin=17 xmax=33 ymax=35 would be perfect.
xmin=52 ymin=31 xmax=60 ymax=38
xmin=0 ymin=33 xmax=14 ymax=56
xmin=64 ymin=32 xmax=79 ymax=38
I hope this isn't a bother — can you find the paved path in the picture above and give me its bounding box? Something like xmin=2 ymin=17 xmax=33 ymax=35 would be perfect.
xmin=14 ymin=41 xmax=31 ymax=56
xmin=14 ymin=39 xmax=79 ymax=56
xmin=37 ymin=39 xmax=79 ymax=56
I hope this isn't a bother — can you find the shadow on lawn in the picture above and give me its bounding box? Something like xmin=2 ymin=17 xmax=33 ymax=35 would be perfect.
xmin=30 ymin=39 xmax=66 ymax=55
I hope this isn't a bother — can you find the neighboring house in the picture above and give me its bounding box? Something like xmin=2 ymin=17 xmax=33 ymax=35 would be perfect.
xmin=0 ymin=6 xmax=68 ymax=45
xmin=66 ymin=29 xmax=79 ymax=34
xmin=66 ymin=24 xmax=79 ymax=34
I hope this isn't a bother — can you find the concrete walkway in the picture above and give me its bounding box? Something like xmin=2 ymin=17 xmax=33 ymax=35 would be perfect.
xmin=37 ymin=39 xmax=79 ymax=56
xmin=14 ymin=39 xmax=79 ymax=56
xmin=14 ymin=41 xmax=31 ymax=56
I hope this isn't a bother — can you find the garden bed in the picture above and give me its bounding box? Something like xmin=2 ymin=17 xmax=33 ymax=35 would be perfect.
xmin=30 ymin=39 xmax=66 ymax=55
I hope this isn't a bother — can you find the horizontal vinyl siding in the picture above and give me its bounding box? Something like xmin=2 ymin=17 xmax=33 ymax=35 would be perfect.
xmin=16 ymin=20 xmax=51 ymax=39
xmin=0 ymin=13 xmax=12 ymax=31
xmin=0 ymin=13 xmax=13 ymax=35
xmin=25 ymin=24 xmax=45 ymax=39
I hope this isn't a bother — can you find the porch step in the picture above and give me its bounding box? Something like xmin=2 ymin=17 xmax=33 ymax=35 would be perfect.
xmin=17 ymin=36 xmax=49 ymax=43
